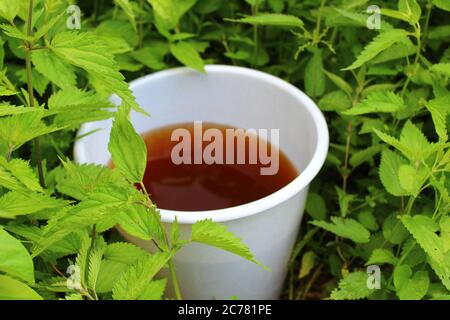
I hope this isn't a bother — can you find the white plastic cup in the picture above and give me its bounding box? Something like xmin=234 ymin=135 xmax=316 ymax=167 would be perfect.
xmin=74 ymin=65 xmax=329 ymax=300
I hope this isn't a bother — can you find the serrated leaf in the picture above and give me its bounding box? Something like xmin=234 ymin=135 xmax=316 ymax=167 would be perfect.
xmin=138 ymin=279 xmax=167 ymax=300
xmin=31 ymin=49 xmax=76 ymax=89
xmin=349 ymin=144 xmax=382 ymax=168
xmin=0 ymin=190 xmax=69 ymax=219
xmin=0 ymin=0 xmax=24 ymax=22
xmin=147 ymin=0 xmax=197 ymax=31
xmin=343 ymin=91 xmax=405 ymax=115
xmin=131 ymin=46 xmax=168 ymax=70
xmin=170 ymin=41 xmax=205 ymax=73
xmin=343 ymin=29 xmax=409 ymax=70
xmin=323 ymin=70 xmax=353 ymax=96
xmin=398 ymin=164 xmax=425 ymax=196
xmin=318 ymin=90 xmax=351 ymax=112
xmin=0 ymin=275 xmax=42 ymax=300
xmin=49 ymin=31 xmax=143 ymax=113
xmin=0 ymin=156 xmax=42 ymax=192
xmin=401 ymin=215 xmax=450 ymax=290
xmin=398 ymin=0 xmax=421 ymax=24
xmin=305 ymin=48 xmax=325 ymax=97
xmin=87 ymin=246 xmax=105 ymax=291
xmin=227 ymin=13 xmax=304 ymax=28
xmin=0 ymin=103 xmax=38 ymax=116
xmin=114 ymin=0 xmax=137 ymax=31
xmin=104 ymin=242 xmax=148 ymax=264
xmin=366 ymin=249 xmax=398 ymax=265
xmin=330 ymin=272 xmax=373 ymax=300
xmin=0 ymin=227 xmax=35 ymax=284
xmin=310 ymin=217 xmax=370 ymax=243
xmin=431 ymin=63 xmax=450 ymax=77
xmin=109 ymin=110 xmax=147 ymax=183
xmin=383 ymin=214 xmax=409 ymax=245
xmin=425 ymin=96 xmax=449 ymax=141
xmin=112 ymin=252 xmax=171 ymax=300
xmin=191 ymin=219 xmax=267 ymax=269
xmin=394 ymin=265 xmax=429 ymax=300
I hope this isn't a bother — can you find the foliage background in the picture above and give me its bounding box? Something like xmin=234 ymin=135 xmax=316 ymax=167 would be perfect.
xmin=0 ymin=0 xmax=449 ymax=300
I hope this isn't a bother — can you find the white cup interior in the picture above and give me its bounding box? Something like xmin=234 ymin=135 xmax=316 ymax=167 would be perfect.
xmin=75 ymin=65 xmax=329 ymax=224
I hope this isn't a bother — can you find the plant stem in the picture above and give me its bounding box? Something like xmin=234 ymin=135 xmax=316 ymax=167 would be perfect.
xmin=139 ymin=181 xmax=183 ymax=300
xmin=24 ymin=0 xmax=45 ymax=188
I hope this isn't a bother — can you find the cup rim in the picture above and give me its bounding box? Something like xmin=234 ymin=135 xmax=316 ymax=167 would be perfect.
xmin=75 ymin=65 xmax=329 ymax=224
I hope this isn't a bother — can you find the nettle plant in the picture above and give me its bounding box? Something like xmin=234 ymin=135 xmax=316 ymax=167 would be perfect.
xmin=0 ymin=1 xmax=263 ymax=300
xmin=0 ymin=0 xmax=449 ymax=301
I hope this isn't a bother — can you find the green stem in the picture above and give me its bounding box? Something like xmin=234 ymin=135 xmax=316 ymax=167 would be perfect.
xmin=139 ymin=181 xmax=182 ymax=300
xmin=24 ymin=0 xmax=45 ymax=188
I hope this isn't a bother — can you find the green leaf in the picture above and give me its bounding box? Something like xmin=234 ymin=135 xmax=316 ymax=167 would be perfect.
xmin=226 ymin=13 xmax=304 ymax=28
xmin=379 ymin=149 xmax=409 ymax=197
xmin=394 ymin=265 xmax=429 ymax=300
xmin=191 ymin=219 xmax=268 ymax=269
xmin=131 ymin=46 xmax=168 ymax=70
xmin=318 ymin=90 xmax=351 ymax=112
xmin=398 ymin=0 xmax=421 ymax=24
xmin=112 ymin=252 xmax=171 ymax=300
xmin=349 ymin=144 xmax=382 ymax=168
xmin=433 ymin=0 xmax=450 ymax=12
xmin=330 ymin=272 xmax=373 ymax=300
xmin=0 ymin=156 xmax=43 ymax=192
xmin=383 ymin=214 xmax=409 ymax=245
xmin=87 ymin=246 xmax=106 ymax=291
xmin=114 ymin=0 xmax=137 ymax=31
xmin=0 ymin=227 xmax=35 ymax=284
xmin=0 ymin=0 xmax=24 ymax=22
xmin=170 ymin=41 xmax=205 ymax=73
xmin=366 ymin=248 xmax=398 ymax=265
xmin=343 ymin=29 xmax=410 ymax=70
xmin=343 ymin=91 xmax=405 ymax=115
xmin=398 ymin=165 xmax=426 ymax=196
xmin=0 ymin=103 xmax=39 ymax=117
xmin=323 ymin=70 xmax=353 ymax=96
xmin=31 ymin=49 xmax=76 ymax=89
xmin=138 ymin=279 xmax=167 ymax=300
xmin=0 ymin=111 xmax=62 ymax=152
xmin=305 ymin=49 xmax=325 ymax=97
xmin=0 ymin=191 xmax=69 ymax=219
xmin=310 ymin=217 xmax=370 ymax=243
xmin=109 ymin=110 xmax=147 ymax=183
xmin=431 ymin=63 xmax=450 ymax=77
xmin=305 ymin=192 xmax=327 ymax=221
xmin=401 ymin=215 xmax=450 ymax=290
xmin=147 ymin=0 xmax=197 ymax=30
xmin=0 ymin=24 xmax=33 ymax=41
xmin=425 ymin=96 xmax=449 ymax=141
xmin=0 ymin=275 xmax=42 ymax=300
xmin=104 ymin=242 xmax=148 ymax=264
xmin=49 ymin=31 xmax=143 ymax=113
xmin=299 ymin=251 xmax=316 ymax=279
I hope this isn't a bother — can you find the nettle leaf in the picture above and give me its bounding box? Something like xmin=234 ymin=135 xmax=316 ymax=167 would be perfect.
xmin=87 ymin=245 xmax=106 ymax=291
xmin=343 ymin=91 xmax=405 ymax=115
xmin=0 ymin=24 xmax=33 ymax=41
xmin=104 ymin=242 xmax=148 ymax=264
xmin=48 ymin=31 xmax=143 ymax=113
xmin=343 ymin=29 xmax=410 ymax=70
xmin=131 ymin=46 xmax=168 ymax=70
xmin=114 ymin=0 xmax=137 ymax=31
xmin=323 ymin=71 xmax=353 ymax=96
xmin=31 ymin=49 xmax=76 ymax=89
xmin=326 ymin=8 xmax=393 ymax=30
xmin=398 ymin=0 xmax=422 ymax=24
xmin=299 ymin=251 xmax=316 ymax=279
xmin=0 ymin=275 xmax=42 ymax=300
xmin=0 ymin=191 xmax=69 ymax=219
xmin=33 ymin=186 xmax=137 ymax=256
xmin=0 ymin=111 xmax=62 ymax=152
xmin=0 ymin=104 xmax=38 ymax=117
xmin=0 ymin=227 xmax=35 ymax=284
xmin=192 ymin=219 xmax=268 ymax=269
xmin=349 ymin=144 xmax=382 ymax=168
xmin=431 ymin=63 xmax=450 ymax=77
xmin=0 ymin=156 xmax=43 ymax=192
xmin=147 ymin=0 xmax=197 ymax=31
xmin=305 ymin=48 xmax=325 ymax=97
xmin=138 ymin=279 xmax=167 ymax=300
xmin=383 ymin=214 xmax=409 ymax=245
xmin=227 ymin=13 xmax=304 ymax=28
xmin=305 ymin=192 xmax=327 ymax=221
xmin=112 ymin=252 xmax=172 ymax=300
xmin=433 ymin=0 xmax=450 ymax=12
xmin=170 ymin=41 xmax=205 ymax=73
xmin=330 ymin=271 xmax=373 ymax=300
xmin=425 ymin=96 xmax=449 ymax=141
xmin=379 ymin=149 xmax=408 ymax=196
xmin=394 ymin=265 xmax=429 ymax=300
xmin=398 ymin=165 xmax=427 ymax=196
xmin=318 ymin=90 xmax=351 ymax=112
xmin=401 ymin=215 xmax=450 ymax=290
xmin=109 ymin=110 xmax=147 ymax=183
xmin=366 ymin=248 xmax=398 ymax=265
xmin=310 ymin=217 xmax=370 ymax=243
xmin=0 ymin=0 xmax=25 ymax=23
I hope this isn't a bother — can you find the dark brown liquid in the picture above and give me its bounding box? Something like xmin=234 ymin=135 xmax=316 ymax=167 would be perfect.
xmin=136 ymin=123 xmax=298 ymax=211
